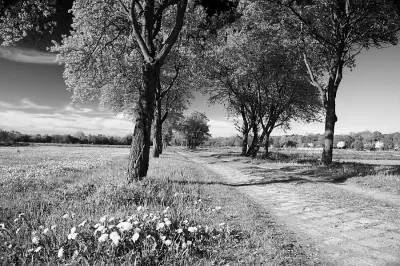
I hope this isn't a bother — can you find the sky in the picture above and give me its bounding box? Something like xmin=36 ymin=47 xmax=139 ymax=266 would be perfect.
xmin=0 ymin=8 xmax=400 ymax=138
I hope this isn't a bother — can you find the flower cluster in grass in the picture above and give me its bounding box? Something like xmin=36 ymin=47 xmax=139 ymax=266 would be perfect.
xmin=0 ymin=204 xmax=237 ymax=265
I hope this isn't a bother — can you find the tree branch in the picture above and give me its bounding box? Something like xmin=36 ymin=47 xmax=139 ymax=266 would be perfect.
xmin=155 ymin=0 xmax=188 ymax=64
xmin=126 ymin=0 xmax=153 ymax=63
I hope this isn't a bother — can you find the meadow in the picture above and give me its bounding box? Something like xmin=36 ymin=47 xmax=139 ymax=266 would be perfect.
xmin=0 ymin=146 xmax=317 ymax=265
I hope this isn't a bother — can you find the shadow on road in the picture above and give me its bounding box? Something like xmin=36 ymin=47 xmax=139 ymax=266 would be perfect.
xmin=168 ymin=175 xmax=311 ymax=187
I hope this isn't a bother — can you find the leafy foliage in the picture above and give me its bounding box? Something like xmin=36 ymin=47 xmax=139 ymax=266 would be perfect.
xmin=0 ymin=0 xmax=57 ymax=46
xmin=177 ymin=111 xmax=211 ymax=148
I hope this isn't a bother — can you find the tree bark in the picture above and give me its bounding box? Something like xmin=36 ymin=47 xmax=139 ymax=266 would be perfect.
xmin=241 ymin=132 xmax=248 ymax=156
xmin=240 ymin=103 xmax=249 ymax=156
xmin=264 ymin=132 xmax=271 ymax=158
xmin=322 ymin=93 xmax=337 ymax=165
xmin=152 ymin=96 xmax=163 ymax=158
xmin=246 ymin=122 xmax=259 ymax=158
xmin=127 ymin=63 xmax=158 ymax=182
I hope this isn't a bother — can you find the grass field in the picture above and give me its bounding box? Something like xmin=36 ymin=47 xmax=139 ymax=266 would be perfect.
xmin=0 ymin=146 xmax=318 ymax=265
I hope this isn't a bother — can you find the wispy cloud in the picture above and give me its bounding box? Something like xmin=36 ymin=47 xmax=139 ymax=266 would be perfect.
xmin=21 ymin=98 xmax=53 ymax=110
xmin=64 ymin=106 xmax=94 ymax=113
xmin=0 ymin=98 xmax=53 ymax=110
xmin=0 ymin=46 xmax=57 ymax=64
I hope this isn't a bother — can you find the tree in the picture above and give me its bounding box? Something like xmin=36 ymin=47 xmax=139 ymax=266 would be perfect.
xmin=277 ymin=0 xmax=400 ymax=164
xmin=54 ymin=0 xmax=234 ymax=182
xmin=153 ymin=45 xmax=194 ymax=157
xmin=202 ymin=3 xmax=321 ymax=158
xmin=0 ymin=0 xmax=57 ymax=46
xmin=177 ymin=111 xmax=210 ymax=148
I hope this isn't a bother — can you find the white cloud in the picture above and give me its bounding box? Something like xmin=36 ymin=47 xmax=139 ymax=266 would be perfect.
xmin=0 ymin=46 xmax=57 ymax=64
xmin=0 ymin=99 xmax=52 ymax=110
xmin=0 ymin=101 xmax=17 ymax=109
xmin=208 ymin=119 xmax=236 ymax=137
xmin=64 ymin=106 xmax=94 ymax=113
xmin=0 ymin=110 xmax=134 ymax=136
xmin=21 ymin=98 xmax=53 ymax=110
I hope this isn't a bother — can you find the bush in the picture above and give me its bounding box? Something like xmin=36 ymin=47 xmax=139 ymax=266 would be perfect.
xmin=353 ymin=140 xmax=364 ymax=151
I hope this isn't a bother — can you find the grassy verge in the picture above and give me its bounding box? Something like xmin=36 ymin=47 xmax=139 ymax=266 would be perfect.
xmin=0 ymin=148 xmax=318 ymax=265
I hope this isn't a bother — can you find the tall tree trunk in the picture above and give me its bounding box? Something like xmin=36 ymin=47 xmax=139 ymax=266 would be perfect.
xmin=152 ymin=97 xmax=162 ymax=157
xmin=246 ymin=123 xmax=259 ymax=157
xmin=240 ymin=103 xmax=249 ymax=156
xmin=322 ymin=94 xmax=337 ymax=165
xmin=264 ymin=131 xmax=271 ymax=158
xmin=241 ymin=132 xmax=248 ymax=156
xmin=127 ymin=63 xmax=158 ymax=182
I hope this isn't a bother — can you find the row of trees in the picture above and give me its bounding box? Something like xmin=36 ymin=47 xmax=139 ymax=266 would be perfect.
xmin=0 ymin=110 xmax=211 ymax=148
xmin=0 ymin=129 xmax=133 ymax=146
xmin=2 ymin=0 xmax=400 ymax=181
xmin=203 ymin=131 xmax=400 ymax=151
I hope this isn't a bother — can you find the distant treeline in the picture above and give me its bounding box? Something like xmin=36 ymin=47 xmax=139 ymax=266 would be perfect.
xmin=204 ymin=131 xmax=400 ymax=151
xmin=0 ymin=129 xmax=131 ymax=146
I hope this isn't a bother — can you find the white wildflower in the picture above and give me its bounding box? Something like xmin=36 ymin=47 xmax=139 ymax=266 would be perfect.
xmin=0 ymin=223 xmax=5 ymax=230
xmin=32 ymin=236 xmax=40 ymax=245
xmin=134 ymin=227 xmax=141 ymax=233
xmin=164 ymin=239 xmax=172 ymax=246
xmin=62 ymin=213 xmax=69 ymax=219
xmin=109 ymin=231 xmax=121 ymax=246
xmin=27 ymin=248 xmax=34 ymax=253
xmin=117 ymin=221 xmax=133 ymax=232
xmin=215 ymin=206 xmax=222 ymax=211
xmin=58 ymin=247 xmax=64 ymax=258
xmin=34 ymin=246 xmax=42 ymax=252
xmin=98 ymin=233 xmax=109 ymax=243
xmin=43 ymin=228 xmax=50 ymax=235
xmin=156 ymin=222 xmax=165 ymax=230
xmin=67 ymin=233 xmax=78 ymax=240
xmin=187 ymin=241 xmax=192 ymax=246
xmin=137 ymin=206 xmax=142 ymax=211
xmin=188 ymin=227 xmax=197 ymax=233
xmin=176 ymin=228 xmax=183 ymax=234
xmin=165 ymin=220 xmax=171 ymax=226
xmin=131 ymin=232 xmax=140 ymax=242
xmin=94 ymin=223 xmax=101 ymax=228
xmin=70 ymin=227 xmax=76 ymax=234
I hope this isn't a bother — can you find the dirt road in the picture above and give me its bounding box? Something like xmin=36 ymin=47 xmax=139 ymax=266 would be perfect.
xmin=177 ymin=150 xmax=400 ymax=266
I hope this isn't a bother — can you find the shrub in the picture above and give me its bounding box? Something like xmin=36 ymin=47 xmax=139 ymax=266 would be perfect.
xmin=353 ymin=140 xmax=364 ymax=151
